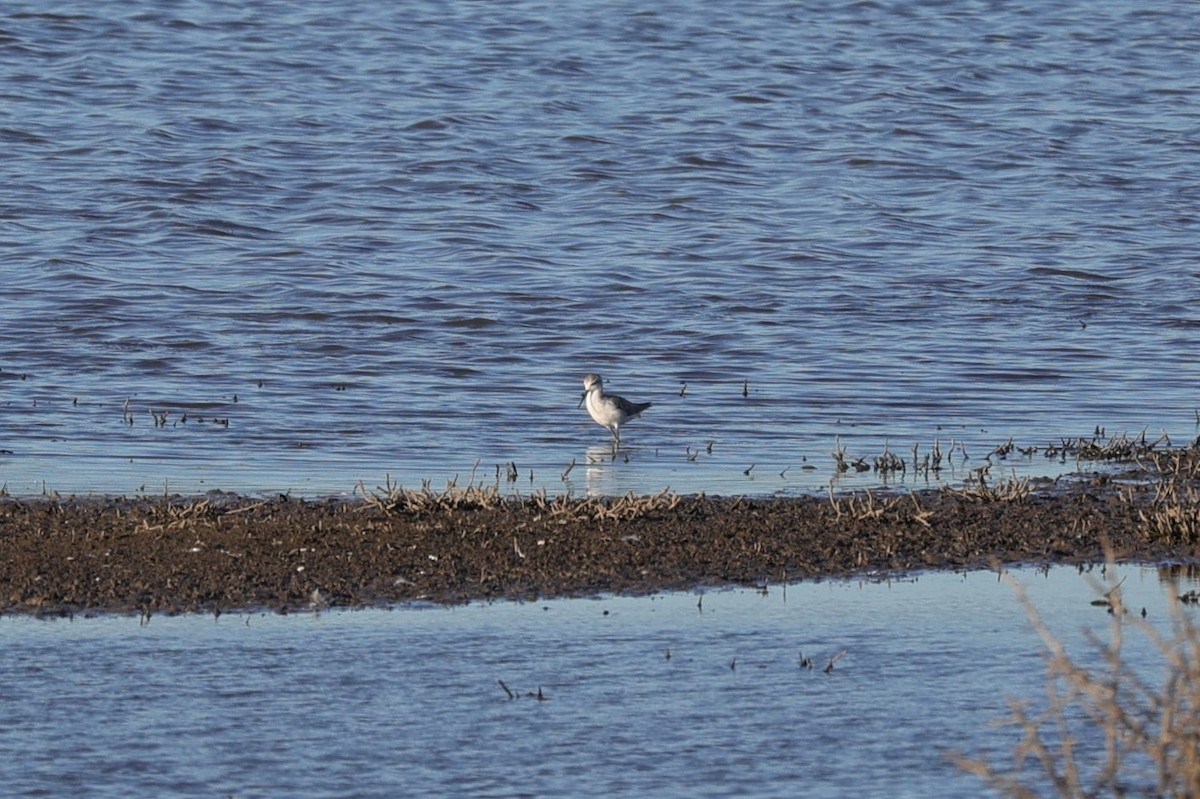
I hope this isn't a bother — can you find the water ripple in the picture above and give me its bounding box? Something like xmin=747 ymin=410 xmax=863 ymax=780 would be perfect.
xmin=1 ymin=0 xmax=1199 ymax=496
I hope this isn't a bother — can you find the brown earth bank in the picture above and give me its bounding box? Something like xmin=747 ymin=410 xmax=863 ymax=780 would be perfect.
xmin=4 ymin=452 xmax=1200 ymax=618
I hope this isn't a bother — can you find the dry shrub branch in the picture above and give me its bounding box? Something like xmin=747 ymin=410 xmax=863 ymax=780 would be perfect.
xmin=955 ymin=563 xmax=1200 ymax=797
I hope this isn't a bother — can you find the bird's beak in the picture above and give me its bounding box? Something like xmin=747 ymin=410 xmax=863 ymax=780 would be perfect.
xmin=577 ymin=390 xmax=587 ymax=409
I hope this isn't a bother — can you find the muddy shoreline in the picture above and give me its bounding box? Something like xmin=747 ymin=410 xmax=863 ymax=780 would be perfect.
xmin=3 ymin=452 xmax=1200 ymax=618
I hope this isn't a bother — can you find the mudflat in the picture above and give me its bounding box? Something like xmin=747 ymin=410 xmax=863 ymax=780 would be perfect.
xmin=3 ymin=448 xmax=1199 ymax=618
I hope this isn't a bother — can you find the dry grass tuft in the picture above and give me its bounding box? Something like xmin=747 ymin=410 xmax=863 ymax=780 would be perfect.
xmin=355 ymin=473 xmax=682 ymax=522
xmin=137 ymin=498 xmax=220 ymax=532
xmin=355 ymin=474 xmax=508 ymax=514
xmin=1045 ymin=430 xmax=1171 ymax=463
xmin=1139 ymin=490 xmax=1200 ymax=546
xmin=827 ymin=486 xmax=905 ymax=522
xmin=954 ymin=564 xmax=1200 ymax=797
xmin=1141 ymin=448 xmax=1200 ymax=483
xmin=946 ymin=471 xmax=1032 ymax=503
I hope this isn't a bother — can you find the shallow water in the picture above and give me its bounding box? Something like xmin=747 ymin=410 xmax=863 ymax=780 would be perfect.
xmin=2 ymin=0 xmax=1200 ymax=498
xmin=1 ymin=565 xmax=1192 ymax=798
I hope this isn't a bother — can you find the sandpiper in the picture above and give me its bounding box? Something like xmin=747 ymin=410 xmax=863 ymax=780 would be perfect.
xmin=579 ymin=373 xmax=651 ymax=450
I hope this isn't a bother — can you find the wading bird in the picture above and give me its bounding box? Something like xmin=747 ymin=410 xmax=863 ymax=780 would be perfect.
xmin=579 ymin=373 xmax=651 ymax=451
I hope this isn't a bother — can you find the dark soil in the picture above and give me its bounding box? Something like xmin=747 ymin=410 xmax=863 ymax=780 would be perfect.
xmin=2 ymin=464 xmax=1199 ymax=618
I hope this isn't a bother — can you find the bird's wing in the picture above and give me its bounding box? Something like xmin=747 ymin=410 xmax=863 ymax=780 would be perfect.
xmin=616 ymin=397 xmax=652 ymax=417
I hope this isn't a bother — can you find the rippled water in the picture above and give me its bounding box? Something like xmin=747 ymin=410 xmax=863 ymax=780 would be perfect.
xmin=2 ymin=0 xmax=1199 ymax=497
xmin=1 ymin=566 xmax=1192 ymax=798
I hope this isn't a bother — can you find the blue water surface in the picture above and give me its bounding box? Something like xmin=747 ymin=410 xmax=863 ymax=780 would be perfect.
xmin=1 ymin=0 xmax=1198 ymax=497
xmin=1 ymin=565 xmax=1193 ymax=798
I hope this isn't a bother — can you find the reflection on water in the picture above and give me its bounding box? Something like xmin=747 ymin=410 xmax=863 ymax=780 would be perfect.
xmin=582 ymin=443 xmax=635 ymax=496
xmin=1157 ymin=563 xmax=1200 ymax=588
xmin=1 ymin=566 xmax=1193 ymax=797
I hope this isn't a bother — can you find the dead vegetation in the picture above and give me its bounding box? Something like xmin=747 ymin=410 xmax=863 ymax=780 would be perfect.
xmin=956 ymin=560 xmax=1200 ymax=797
xmin=1139 ymin=494 xmax=1200 ymax=546
xmin=354 ymin=471 xmax=684 ymax=522
xmin=949 ymin=470 xmax=1033 ymax=503
xmin=827 ymin=430 xmax=1200 ymax=489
